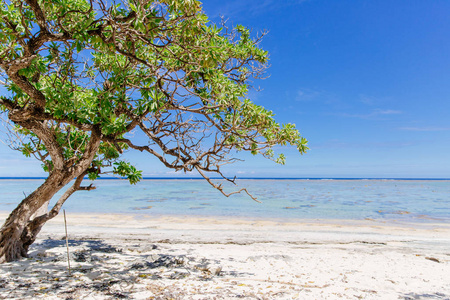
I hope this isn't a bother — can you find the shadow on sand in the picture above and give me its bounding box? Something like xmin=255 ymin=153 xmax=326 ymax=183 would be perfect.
xmin=403 ymin=292 xmax=450 ymax=300
xmin=0 ymin=238 xmax=253 ymax=299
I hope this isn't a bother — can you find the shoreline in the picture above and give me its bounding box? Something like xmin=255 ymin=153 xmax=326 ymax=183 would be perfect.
xmin=1 ymin=212 xmax=449 ymax=299
xmin=2 ymin=211 xmax=450 ymax=248
xmin=2 ymin=210 xmax=449 ymax=230
xmin=3 ymin=210 xmax=450 ymax=226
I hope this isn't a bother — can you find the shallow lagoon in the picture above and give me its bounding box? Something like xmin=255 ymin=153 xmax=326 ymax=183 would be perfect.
xmin=0 ymin=179 xmax=449 ymax=223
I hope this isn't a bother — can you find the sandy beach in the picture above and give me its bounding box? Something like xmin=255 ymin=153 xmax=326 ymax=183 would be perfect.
xmin=0 ymin=212 xmax=449 ymax=299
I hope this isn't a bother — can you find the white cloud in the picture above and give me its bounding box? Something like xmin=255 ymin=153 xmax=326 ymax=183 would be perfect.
xmin=358 ymin=94 xmax=392 ymax=106
xmin=295 ymin=89 xmax=321 ymax=102
xmin=398 ymin=127 xmax=450 ymax=132
xmin=359 ymin=95 xmax=376 ymax=105
xmin=207 ymin=0 xmax=308 ymax=19
xmin=337 ymin=108 xmax=402 ymax=119
xmin=375 ymin=109 xmax=402 ymax=115
xmin=313 ymin=139 xmax=416 ymax=149
xmin=236 ymin=170 xmax=256 ymax=174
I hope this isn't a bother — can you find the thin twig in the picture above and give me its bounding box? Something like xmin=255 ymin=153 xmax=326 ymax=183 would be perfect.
xmin=63 ymin=209 xmax=71 ymax=276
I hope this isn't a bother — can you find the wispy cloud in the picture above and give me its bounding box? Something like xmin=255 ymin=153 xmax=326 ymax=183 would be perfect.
xmin=206 ymin=0 xmax=308 ymax=19
xmin=313 ymin=139 xmax=416 ymax=149
xmin=359 ymin=95 xmax=376 ymax=105
xmin=337 ymin=109 xmax=402 ymax=119
xmin=375 ymin=109 xmax=402 ymax=115
xmin=398 ymin=127 xmax=450 ymax=132
xmin=295 ymin=88 xmax=322 ymax=102
xmin=236 ymin=170 xmax=256 ymax=174
xmin=358 ymin=94 xmax=392 ymax=106
xmin=292 ymin=88 xmax=342 ymax=107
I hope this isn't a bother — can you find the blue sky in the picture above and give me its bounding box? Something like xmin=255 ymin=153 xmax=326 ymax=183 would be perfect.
xmin=1 ymin=0 xmax=450 ymax=178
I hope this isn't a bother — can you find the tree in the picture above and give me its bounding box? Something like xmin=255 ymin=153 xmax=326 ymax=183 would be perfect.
xmin=0 ymin=0 xmax=308 ymax=263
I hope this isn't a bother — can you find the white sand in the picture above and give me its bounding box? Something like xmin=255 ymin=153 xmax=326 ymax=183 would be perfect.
xmin=0 ymin=212 xmax=449 ymax=299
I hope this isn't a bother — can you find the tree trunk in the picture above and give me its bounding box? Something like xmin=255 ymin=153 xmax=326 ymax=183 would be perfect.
xmin=0 ymin=171 xmax=74 ymax=263
xmin=0 ymin=125 xmax=101 ymax=263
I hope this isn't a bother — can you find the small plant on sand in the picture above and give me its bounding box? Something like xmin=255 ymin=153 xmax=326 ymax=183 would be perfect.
xmin=0 ymin=0 xmax=308 ymax=262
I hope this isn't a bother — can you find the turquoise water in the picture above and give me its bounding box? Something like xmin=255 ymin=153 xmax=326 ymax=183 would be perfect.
xmin=0 ymin=179 xmax=449 ymax=222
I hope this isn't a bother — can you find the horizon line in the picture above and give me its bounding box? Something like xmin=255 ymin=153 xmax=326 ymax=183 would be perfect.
xmin=0 ymin=176 xmax=450 ymax=181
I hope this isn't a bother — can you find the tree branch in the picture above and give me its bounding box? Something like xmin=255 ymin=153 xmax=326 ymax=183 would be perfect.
xmin=195 ymin=166 xmax=260 ymax=203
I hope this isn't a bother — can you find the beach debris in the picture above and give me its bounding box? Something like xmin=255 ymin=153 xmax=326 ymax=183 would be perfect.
xmin=73 ymin=250 xmax=90 ymax=262
xmin=168 ymin=271 xmax=190 ymax=279
xmin=86 ymin=270 xmax=103 ymax=280
xmin=425 ymin=257 xmax=440 ymax=263
xmin=156 ymin=239 xmax=171 ymax=243
xmin=284 ymin=205 xmax=315 ymax=209
xmin=146 ymin=199 xmax=167 ymax=203
xmin=142 ymin=244 xmax=158 ymax=253
xmin=194 ymin=261 xmax=222 ymax=277
xmin=138 ymin=273 xmax=162 ymax=279
xmin=376 ymin=210 xmax=411 ymax=215
xmin=74 ymin=266 xmax=93 ymax=274
xmin=130 ymin=263 xmax=146 ymax=270
xmin=211 ymin=266 xmax=222 ymax=276
xmin=35 ymin=250 xmax=48 ymax=258
xmin=146 ymin=254 xmax=184 ymax=269
xmin=91 ymin=245 xmax=122 ymax=253
xmin=128 ymin=244 xmax=158 ymax=253
xmin=108 ymin=291 xmax=128 ymax=299
xmin=194 ymin=263 xmax=210 ymax=272
xmin=132 ymin=206 xmax=153 ymax=210
xmin=92 ymin=281 xmax=112 ymax=292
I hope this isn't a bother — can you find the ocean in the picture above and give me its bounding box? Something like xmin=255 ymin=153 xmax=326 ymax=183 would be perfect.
xmin=0 ymin=179 xmax=449 ymax=223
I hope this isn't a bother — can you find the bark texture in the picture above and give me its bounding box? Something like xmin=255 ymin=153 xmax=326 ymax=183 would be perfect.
xmin=0 ymin=172 xmax=69 ymax=263
xmin=0 ymin=129 xmax=101 ymax=263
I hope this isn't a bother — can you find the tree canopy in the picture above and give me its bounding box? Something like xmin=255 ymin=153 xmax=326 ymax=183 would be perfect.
xmin=0 ymin=0 xmax=307 ymax=190
xmin=0 ymin=0 xmax=307 ymax=262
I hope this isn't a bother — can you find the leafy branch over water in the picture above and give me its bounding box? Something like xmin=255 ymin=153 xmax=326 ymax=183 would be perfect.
xmin=0 ymin=0 xmax=307 ymax=262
